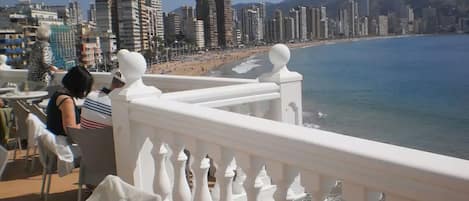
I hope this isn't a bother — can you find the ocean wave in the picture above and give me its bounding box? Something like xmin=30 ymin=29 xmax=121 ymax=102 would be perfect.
xmin=232 ymin=58 xmax=263 ymax=74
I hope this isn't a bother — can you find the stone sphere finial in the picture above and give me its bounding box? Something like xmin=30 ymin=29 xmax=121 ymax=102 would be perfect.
xmin=269 ymin=44 xmax=290 ymax=73
xmin=117 ymin=49 xmax=146 ymax=85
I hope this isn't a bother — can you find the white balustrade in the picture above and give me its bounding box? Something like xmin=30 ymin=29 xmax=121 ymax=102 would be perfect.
xmin=104 ymin=45 xmax=469 ymax=201
xmin=0 ymin=68 xmax=254 ymax=92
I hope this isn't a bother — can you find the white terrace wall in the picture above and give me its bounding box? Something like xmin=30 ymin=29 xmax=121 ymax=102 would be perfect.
xmin=0 ymin=69 xmax=255 ymax=93
xmin=109 ymin=46 xmax=469 ymax=201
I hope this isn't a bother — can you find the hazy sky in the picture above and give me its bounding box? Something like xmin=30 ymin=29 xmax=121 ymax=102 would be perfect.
xmin=0 ymin=0 xmax=283 ymax=13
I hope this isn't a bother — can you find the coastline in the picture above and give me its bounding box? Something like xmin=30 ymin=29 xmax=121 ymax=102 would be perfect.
xmin=147 ymin=34 xmax=419 ymax=76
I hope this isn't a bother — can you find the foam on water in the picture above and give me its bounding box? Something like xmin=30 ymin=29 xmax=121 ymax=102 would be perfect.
xmin=231 ymin=57 xmax=263 ymax=74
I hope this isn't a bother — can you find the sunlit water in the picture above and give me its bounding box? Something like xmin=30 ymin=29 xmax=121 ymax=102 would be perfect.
xmin=211 ymin=35 xmax=469 ymax=159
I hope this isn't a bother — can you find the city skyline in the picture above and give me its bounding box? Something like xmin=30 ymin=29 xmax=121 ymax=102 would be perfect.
xmin=0 ymin=0 xmax=467 ymax=69
xmin=0 ymin=0 xmax=283 ymax=13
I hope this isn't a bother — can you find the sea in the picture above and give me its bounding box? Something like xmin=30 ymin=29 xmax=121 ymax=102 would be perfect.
xmin=209 ymin=35 xmax=469 ymax=160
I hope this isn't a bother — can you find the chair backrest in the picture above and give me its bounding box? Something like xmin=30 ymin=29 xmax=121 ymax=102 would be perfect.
xmin=0 ymin=145 xmax=8 ymax=180
xmin=21 ymin=101 xmax=47 ymax=124
xmin=87 ymin=175 xmax=162 ymax=201
xmin=36 ymin=129 xmax=58 ymax=173
xmin=0 ymin=108 xmax=13 ymax=145
xmin=26 ymin=113 xmax=46 ymax=148
xmin=11 ymin=100 xmax=30 ymax=139
xmin=67 ymin=127 xmax=116 ymax=186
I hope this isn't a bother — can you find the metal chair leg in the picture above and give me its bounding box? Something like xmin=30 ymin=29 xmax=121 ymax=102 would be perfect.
xmin=77 ymin=183 xmax=82 ymax=201
xmin=45 ymin=173 xmax=52 ymax=201
xmin=12 ymin=139 xmax=18 ymax=160
xmin=17 ymin=138 xmax=22 ymax=150
xmin=77 ymin=165 xmax=84 ymax=201
xmin=25 ymin=147 xmax=30 ymax=170
xmin=30 ymin=146 xmax=38 ymax=173
xmin=40 ymin=167 xmax=47 ymax=199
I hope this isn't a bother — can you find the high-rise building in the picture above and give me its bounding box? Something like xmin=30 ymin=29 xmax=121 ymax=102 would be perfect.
xmin=344 ymin=0 xmax=359 ymax=37
xmin=320 ymin=6 xmax=328 ymax=39
xmin=359 ymin=16 xmax=368 ymax=36
xmin=196 ymin=0 xmax=218 ymax=48
xmin=77 ymin=23 xmax=101 ymax=68
xmin=95 ymin=0 xmax=117 ymax=64
xmin=0 ymin=29 xmax=26 ymax=68
xmin=289 ymin=8 xmax=299 ymax=40
xmin=307 ymin=7 xmax=321 ymax=40
xmin=216 ymin=0 xmax=233 ymax=48
xmin=146 ymin=0 xmax=165 ymax=44
xmin=50 ymin=24 xmax=77 ymax=69
xmin=338 ymin=7 xmax=348 ymax=36
xmin=181 ymin=6 xmax=195 ymax=36
xmin=358 ymin=0 xmax=370 ymax=17
xmin=422 ymin=7 xmax=437 ymax=33
xmin=138 ymin=0 xmax=149 ymax=51
xmin=88 ymin=4 xmax=96 ymax=23
xmin=387 ymin=12 xmax=397 ymax=34
xmin=68 ymin=1 xmax=82 ymax=25
xmin=164 ymin=12 xmax=181 ymax=38
xmin=378 ymin=15 xmax=388 ymax=36
xmin=241 ymin=6 xmax=261 ymax=43
xmin=47 ymin=5 xmax=70 ymax=24
xmin=194 ymin=19 xmax=205 ymax=48
xmin=274 ymin=9 xmax=284 ymax=42
xmin=265 ymin=18 xmax=276 ymax=43
xmin=459 ymin=18 xmax=469 ymax=33
xmin=117 ymin=0 xmax=141 ymax=51
xmin=284 ymin=17 xmax=295 ymax=42
xmin=298 ymin=6 xmax=307 ymax=41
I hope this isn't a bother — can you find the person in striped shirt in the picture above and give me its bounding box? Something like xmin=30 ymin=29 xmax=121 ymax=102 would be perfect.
xmin=80 ymin=69 xmax=125 ymax=129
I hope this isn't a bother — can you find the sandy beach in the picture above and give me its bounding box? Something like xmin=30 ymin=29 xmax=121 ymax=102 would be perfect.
xmin=147 ymin=35 xmax=412 ymax=76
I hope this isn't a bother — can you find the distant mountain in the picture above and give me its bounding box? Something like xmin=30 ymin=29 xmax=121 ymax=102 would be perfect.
xmin=233 ymin=0 xmax=469 ymax=18
xmin=233 ymin=0 xmax=340 ymax=18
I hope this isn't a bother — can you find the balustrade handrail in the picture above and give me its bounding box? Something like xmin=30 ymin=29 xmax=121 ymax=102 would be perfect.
xmin=161 ymin=83 xmax=280 ymax=107
xmin=0 ymin=69 xmax=256 ymax=92
xmin=128 ymin=98 xmax=469 ymax=201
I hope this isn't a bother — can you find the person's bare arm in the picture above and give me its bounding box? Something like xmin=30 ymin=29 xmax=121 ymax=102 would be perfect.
xmin=57 ymin=95 xmax=80 ymax=133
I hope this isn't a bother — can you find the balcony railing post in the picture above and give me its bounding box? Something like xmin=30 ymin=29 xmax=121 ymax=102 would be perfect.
xmin=110 ymin=49 xmax=162 ymax=186
xmin=260 ymin=44 xmax=303 ymax=126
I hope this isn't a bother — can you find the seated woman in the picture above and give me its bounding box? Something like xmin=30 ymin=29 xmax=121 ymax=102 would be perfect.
xmin=47 ymin=66 xmax=93 ymax=137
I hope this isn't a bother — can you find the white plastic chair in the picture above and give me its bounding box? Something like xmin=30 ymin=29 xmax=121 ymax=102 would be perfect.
xmin=36 ymin=129 xmax=79 ymax=201
xmin=26 ymin=113 xmax=46 ymax=172
xmin=86 ymin=175 xmax=161 ymax=201
xmin=68 ymin=127 xmax=116 ymax=201
xmin=0 ymin=145 xmax=8 ymax=180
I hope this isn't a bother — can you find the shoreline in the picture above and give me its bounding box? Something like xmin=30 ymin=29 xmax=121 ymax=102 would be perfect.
xmin=147 ymin=34 xmax=420 ymax=76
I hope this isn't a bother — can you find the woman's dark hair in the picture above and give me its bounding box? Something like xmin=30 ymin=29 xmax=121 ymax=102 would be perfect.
xmin=62 ymin=66 xmax=93 ymax=99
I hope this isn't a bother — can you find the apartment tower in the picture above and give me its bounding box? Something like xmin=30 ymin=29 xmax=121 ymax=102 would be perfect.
xmin=216 ymin=0 xmax=233 ymax=48
xmin=196 ymin=0 xmax=218 ymax=48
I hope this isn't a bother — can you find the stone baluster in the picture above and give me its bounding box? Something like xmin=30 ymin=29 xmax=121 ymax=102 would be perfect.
xmin=300 ymin=171 xmax=322 ymax=201
xmin=110 ymin=49 xmax=162 ymax=186
xmin=250 ymin=101 xmax=268 ymax=118
xmin=268 ymin=162 xmax=299 ymax=201
xmin=342 ymin=181 xmax=366 ymax=201
xmin=152 ymin=140 xmax=172 ymax=201
xmin=170 ymin=138 xmax=191 ymax=201
xmin=229 ymin=105 xmax=242 ymax=114
xmin=215 ymin=148 xmax=235 ymax=201
xmin=232 ymin=166 xmax=246 ymax=195
xmin=260 ymin=44 xmax=303 ymax=126
xmin=236 ymin=152 xmax=264 ymax=201
xmin=192 ymin=140 xmax=213 ymax=201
